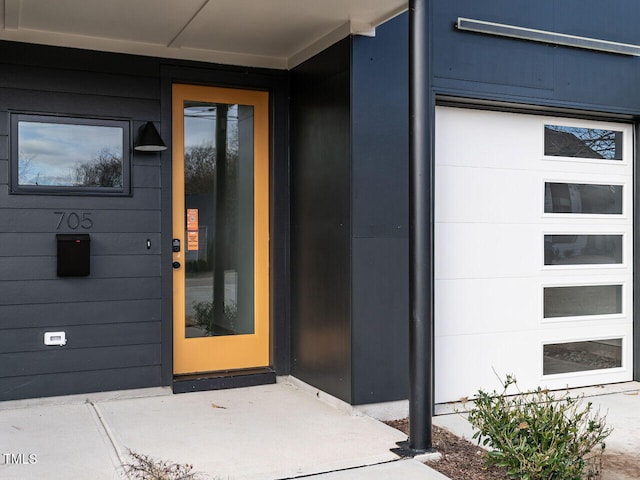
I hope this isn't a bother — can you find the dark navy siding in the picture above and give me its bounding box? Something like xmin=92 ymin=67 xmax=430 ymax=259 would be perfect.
xmin=351 ymin=15 xmax=410 ymax=405
xmin=289 ymin=22 xmax=410 ymax=405
xmin=433 ymin=0 xmax=640 ymax=112
xmin=290 ymin=38 xmax=352 ymax=403
xmin=0 ymin=41 xmax=290 ymax=401
xmin=0 ymin=42 xmax=164 ymax=401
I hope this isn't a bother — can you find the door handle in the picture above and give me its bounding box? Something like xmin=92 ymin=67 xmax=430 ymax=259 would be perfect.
xmin=172 ymin=261 xmax=181 ymax=269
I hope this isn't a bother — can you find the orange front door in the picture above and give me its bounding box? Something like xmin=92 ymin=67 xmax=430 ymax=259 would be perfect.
xmin=172 ymin=84 xmax=269 ymax=374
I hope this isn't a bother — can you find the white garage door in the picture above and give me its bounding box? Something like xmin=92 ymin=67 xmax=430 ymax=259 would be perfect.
xmin=435 ymin=106 xmax=634 ymax=404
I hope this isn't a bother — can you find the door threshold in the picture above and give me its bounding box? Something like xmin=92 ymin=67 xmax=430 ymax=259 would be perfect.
xmin=172 ymin=367 xmax=276 ymax=394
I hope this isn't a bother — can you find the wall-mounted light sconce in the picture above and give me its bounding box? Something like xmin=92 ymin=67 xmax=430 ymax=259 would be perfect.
xmin=134 ymin=121 xmax=167 ymax=152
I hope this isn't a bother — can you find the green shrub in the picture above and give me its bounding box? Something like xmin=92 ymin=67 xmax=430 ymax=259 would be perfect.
xmin=467 ymin=375 xmax=611 ymax=480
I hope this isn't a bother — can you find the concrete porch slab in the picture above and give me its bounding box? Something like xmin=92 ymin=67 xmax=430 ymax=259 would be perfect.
xmin=0 ymin=402 xmax=121 ymax=480
xmin=0 ymin=380 xmax=449 ymax=480
xmin=307 ymin=459 xmax=450 ymax=479
xmin=97 ymin=381 xmax=406 ymax=480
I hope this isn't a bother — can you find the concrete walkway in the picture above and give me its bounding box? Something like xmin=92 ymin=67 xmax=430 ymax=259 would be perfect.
xmin=0 ymin=379 xmax=447 ymax=480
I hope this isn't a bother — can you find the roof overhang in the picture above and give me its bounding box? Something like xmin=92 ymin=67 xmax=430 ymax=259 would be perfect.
xmin=0 ymin=0 xmax=407 ymax=69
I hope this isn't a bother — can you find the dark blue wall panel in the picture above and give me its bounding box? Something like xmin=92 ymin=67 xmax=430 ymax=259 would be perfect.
xmin=554 ymin=0 xmax=640 ymax=44
xmin=351 ymin=14 xmax=410 ymax=404
xmin=351 ymin=237 xmax=409 ymax=404
xmin=432 ymin=0 xmax=640 ymax=114
xmin=290 ymin=39 xmax=352 ymax=403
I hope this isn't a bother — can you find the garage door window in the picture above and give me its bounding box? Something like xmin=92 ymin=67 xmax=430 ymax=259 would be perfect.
xmin=544 ymin=183 xmax=623 ymax=214
xmin=544 ymin=125 xmax=622 ymax=160
xmin=543 ymin=339 xmax=623 ymax=375
xmin=543 ymin=285 xmax=622 ymax=318
xmin=544 ymin=234 xmax=622 ymax=265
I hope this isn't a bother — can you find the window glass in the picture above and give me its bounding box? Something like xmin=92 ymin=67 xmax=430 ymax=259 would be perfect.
xmin=543 ymin=339 xmax=622 ymax=375
xmin=544 ymin=125 xmax=622 ymax=160
xmin=543 ymin=285 xmax=622 ymax=318
xmin=544 ymin=183 xmax=622 ymax=214
xmin=183 ymin=102 xmax=255 ymax=338
xmin=12 ymin=114 xmax=130 ymax=194
xmin=544 ymin=235 xmax=622 ymax=265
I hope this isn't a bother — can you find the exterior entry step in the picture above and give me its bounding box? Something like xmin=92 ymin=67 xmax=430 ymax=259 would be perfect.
xmin=172 ymin=367 xmax=276 ymax=394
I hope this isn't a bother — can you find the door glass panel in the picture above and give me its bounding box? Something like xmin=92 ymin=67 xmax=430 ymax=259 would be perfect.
xmin=183 ymin=101 xmax=254 ymax=338
xmin=544 ymin=125 xmax=623 ymax=160
xmin=543 ymin=339 xmax=622 ymax=375
xmin=544 ymin=234 xmax=622 ymax=265
xmin=543 ymin=285 xmax=622 ymax=318
xmin=544 ymin=183 xmax=623 ymax=214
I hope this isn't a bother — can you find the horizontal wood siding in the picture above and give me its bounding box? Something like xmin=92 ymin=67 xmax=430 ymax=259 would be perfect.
xmin=0 ymin=255 xmax=161 ymax=281
xmin=0 ymin=232 xmax=162 ymax=256
xmin=0 ymin=209 xmax=161 ymax=232
xmin=0 ymin=41 xmax=164 ymax=400
xmin=0 ymin=367 xmax=162 ymax=401
xmin=0 ymin=299 xmax=160 ymax=329
xmin=0 ymin=323 xmax=161 ymax=354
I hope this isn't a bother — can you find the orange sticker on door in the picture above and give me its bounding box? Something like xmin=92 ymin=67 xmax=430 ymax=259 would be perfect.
xmin=187 ymin=209 xmax=199 ymax=231
xmin=187 ymin=231 xmax=199 ymax=251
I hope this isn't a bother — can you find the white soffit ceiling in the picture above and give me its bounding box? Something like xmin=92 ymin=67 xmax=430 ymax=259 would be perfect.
xmin=0 ymin=0 xmax=408 ymax=69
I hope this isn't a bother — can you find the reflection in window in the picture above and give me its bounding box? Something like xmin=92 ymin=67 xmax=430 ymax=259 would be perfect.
xmin=19 ymin=123 xmax=123 ymax=187
xmin=544 ymin=285 xmax=622 ymax=318
xmin=544 ymin=183 xmax=622 ymax=214
xmin=12 ymin=114 xmax=129 ymax=194
xmin=183 ymin=101 xmax=255 ymax=338
xmin=544 ymin=234 xmax=622 ymax=265
xmin=543 ymin=339 xmax=622 ymax=375
xmin=544 ymin=125 xmax=622 ymax=160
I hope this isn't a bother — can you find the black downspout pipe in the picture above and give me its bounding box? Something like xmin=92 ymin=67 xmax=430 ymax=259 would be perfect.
xmin=408 ymin=0 xmax=434 ymax=453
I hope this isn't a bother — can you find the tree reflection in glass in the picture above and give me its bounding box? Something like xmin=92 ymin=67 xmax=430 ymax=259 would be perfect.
xmin=183 ymin=102 xmax=255 ymax=338
xmin=544 ymin=125 xmax=622 ymax=160
xmin=18 ymin=121 xmax=123 ymax=187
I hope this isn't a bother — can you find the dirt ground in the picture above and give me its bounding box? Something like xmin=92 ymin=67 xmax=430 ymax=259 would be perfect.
xmin=386 ymin=419 xmax=509 ymax=480
xmin=600 ymin=452 xmax=640 ymax=480
xmin=385 ymin=418 xmax=639 ymax=480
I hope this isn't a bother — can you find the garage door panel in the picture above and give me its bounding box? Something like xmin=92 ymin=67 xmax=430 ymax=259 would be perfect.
xmin=435 ymin=106 xmax=633 ymax=403
xmin=435 ymin=331 xmax=541 ymax=404
xmin=436 ymin=166 xmax=541 ymax=224
xmin=436 ymin=278 xmax=541 ymax=336
xmin=436 ymin=223 xmax=542 ymax=279
xmin=437 ymin=168 xmax=632 ymax=225
xmin=436 ymin=109 xmax=542 ymax=170
xmin=437 ymin=108 xmax=633 ymax=173
xmin=436 ymin=330 xmax=633 ymax=404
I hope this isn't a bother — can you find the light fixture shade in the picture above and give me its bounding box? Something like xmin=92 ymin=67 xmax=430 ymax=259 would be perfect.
xmin=134 ymin=121 xmax=167 ymax=151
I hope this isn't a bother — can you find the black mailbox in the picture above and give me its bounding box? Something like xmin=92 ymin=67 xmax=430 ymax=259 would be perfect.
xmin=57 ymin=234 xmax=90 ymax=277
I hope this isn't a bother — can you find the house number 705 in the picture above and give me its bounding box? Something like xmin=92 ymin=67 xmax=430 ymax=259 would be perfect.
xmin=54 ymin=211 xmax=94 ymax=230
